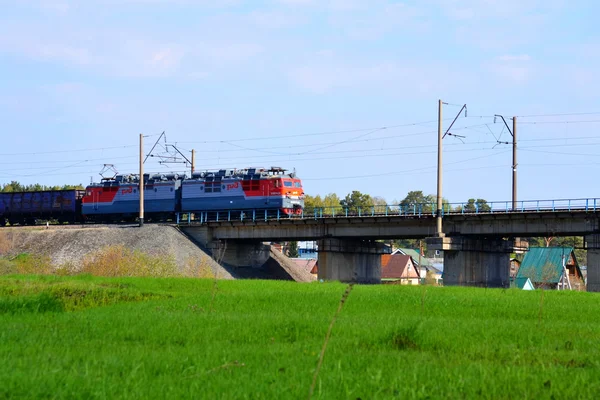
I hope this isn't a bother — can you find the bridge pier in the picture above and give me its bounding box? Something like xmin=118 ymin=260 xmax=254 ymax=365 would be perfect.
xmin=317 ymin=239 xmax=390 ymax=283
xmin=585 ymin=234 xmax=600 ymax=292
xmin=427 ymin=237 xmax=528 ymax=288
xmin=207 ymin=240 xmax=271 ymax=268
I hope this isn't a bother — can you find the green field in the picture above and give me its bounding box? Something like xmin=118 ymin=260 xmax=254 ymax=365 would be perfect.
xmin=1 ymin=275 xmax=599 ymax=399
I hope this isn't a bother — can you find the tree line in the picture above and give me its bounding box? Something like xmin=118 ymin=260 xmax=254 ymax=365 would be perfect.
xmin=1 ymin=181 xmax=84 ymax=193
xmin=305 ymin=190 xmax=491 ymax=213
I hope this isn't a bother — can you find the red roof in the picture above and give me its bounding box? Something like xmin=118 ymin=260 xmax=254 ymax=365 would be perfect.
xmin=291 ymin=258 xmax=318 ymax=274
xmin=381 ymin=254 xmax=420 ymax=279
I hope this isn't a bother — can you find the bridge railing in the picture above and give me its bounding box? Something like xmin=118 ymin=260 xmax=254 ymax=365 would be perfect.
xmin=446 ymin=198 xmax=599 ymax=215
xmin=175 ymin=198 xmax=600 ymax=224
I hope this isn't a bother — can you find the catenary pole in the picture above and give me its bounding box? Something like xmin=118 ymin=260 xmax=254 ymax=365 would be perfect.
xmin=512 ymin=116 xmax=517 ymax=211
xmin=191 ymin=149 xmax=196 ymax=174
xmin=139 ymin=133 xmax=144 ymax=227
xmin=436 ymin=99 xmax=444 ymax=237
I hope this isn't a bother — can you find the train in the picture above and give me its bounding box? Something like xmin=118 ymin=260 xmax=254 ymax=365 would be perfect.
xmin=0 ymin=167 xmax=304 ymax=226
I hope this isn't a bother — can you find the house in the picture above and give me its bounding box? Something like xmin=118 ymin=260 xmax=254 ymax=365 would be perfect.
xmin=516 ymin=247 xmax=584 ymax=290
xmin=298 ymin=241 xmax=318 ymax=259
xmin=513 ymin=277 xmax=535 ymax=290
xmin=290 ymin=258 xmax=318 ymax=277
xmin=381 ymin=254 xmax=421 ymax=285
xmin=394 ymin=248 xmax=442 ymax=284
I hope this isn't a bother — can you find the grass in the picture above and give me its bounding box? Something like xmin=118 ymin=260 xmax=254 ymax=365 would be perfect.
xmin=1 ymin=276 xmax=599 ymax=399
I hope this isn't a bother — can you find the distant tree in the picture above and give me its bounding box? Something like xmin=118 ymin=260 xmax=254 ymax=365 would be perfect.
xmin=372 ymin=196 xmax=387 ymax=206
xmin=400 ymin=190 xmax=436 ymax=213
xmin=393 ymin=238 xmax=426 ymax=254
xmin=372 ymin=196 xmax=387 ymax=212
xmin=1 ymin=181 xmax=23 ymax=192
xmin=322 ymin=193 xmax=342 ymax=214
xmin=61 ymin=184 xmax=85 ymax=190
xmin=463 ymin=198 xmax=491 ymax=213
xmin=340 ymin=191 xmax=374 ymax=213
xmin=303 ymin=194 xmax=323 ymax=211
xmin=1 ymin=182 xmax=84 ymax=192
xmin=399 ymin=191 xmax=453 ymax=214
xmin=424 ymin=270 xmax=438 ymax=285
xmin=287 ymin=241 xmax=299 ymax=258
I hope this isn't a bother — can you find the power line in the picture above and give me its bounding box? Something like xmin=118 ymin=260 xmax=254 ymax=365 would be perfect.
xmin=4 ymin=133 xmax=600 ymax=175
xmin=7 ymin=136 xmax=600 ymax=174
xmin=0 ymin=145 xmax=137 ymax=157
xmin=0 ymin=155 xmax=136 ymax=166
xmin=213 ymin=123 xmax=492 ymax=156
xmin=302 ymin=150 xmax=510 ymax=181
xmin=519 ymin=119 xmax=600 ymax=125
xmin=178 ymin=120 xmax=441 ymax=144
xmin=516 ymin=112 xmax=600 ymax=118
xmin=519 ymin=148 xmax=600 ymax=157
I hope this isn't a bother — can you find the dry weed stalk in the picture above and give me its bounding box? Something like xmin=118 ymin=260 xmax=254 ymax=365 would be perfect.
xmin=0 ymin=231 xmax=14 ymax=256
xmin=308 ymin=283 xmax=354 ymax=400
xmin=208 ymin=240 xmax=227 ymax=313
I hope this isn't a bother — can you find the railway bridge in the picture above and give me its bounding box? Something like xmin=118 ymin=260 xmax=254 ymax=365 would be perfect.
xmin=179 ymin=198 xmax=600 ymax=291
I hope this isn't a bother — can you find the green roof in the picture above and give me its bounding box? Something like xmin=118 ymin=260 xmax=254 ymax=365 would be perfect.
xmin=397 ymin=248 xmax=432 ymax=267
xmin=514 ymin=277 xmax=534 ymax=290
xmin=516 ymin=247 xmax=579 ymax=284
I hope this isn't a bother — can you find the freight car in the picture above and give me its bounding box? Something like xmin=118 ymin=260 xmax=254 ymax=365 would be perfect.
xmin=0 ymin=190 xmax=85 ymax=226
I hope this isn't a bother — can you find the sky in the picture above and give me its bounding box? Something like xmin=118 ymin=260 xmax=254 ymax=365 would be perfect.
xmin=1 ymin=0 xmax=599 ymax=206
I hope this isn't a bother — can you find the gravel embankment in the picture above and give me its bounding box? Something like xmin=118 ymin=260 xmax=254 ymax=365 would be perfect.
xmin=1 ymin=224 xmax=234 ymax=279
xmin=1 ymin=224 xmax=315 ymax=281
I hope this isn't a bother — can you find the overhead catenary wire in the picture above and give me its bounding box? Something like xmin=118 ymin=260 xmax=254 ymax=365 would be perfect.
xmin=302 ymin=150 xmax=511 ymax=181
xmin=519 ymin=119 xmax=600 ymax=125
xmin=0 ymin=144 xmax=137 ymax=157
xmin=3 ymin=130 xmax=600 ymax=168
xmin=516 ymin=112 xmax=600 ymax=118
xmin=5 ymin=135 xmax=600 ymax=175
xmin=4 ymin=111 xmax=600 ymax=186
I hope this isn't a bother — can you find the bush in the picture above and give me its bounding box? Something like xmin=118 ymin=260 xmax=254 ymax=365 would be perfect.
xmin=0 ymin=231 xmax=13 ymax=256
xmin=13 ymin=253 xmax=53 ymax=275
xmin=81 ymin=245 xmax=178 ymax=278
xmin=0 ymin=259 xmax=16 ymax=275
xmin=182 ymin=256 xmax=218 ymax=279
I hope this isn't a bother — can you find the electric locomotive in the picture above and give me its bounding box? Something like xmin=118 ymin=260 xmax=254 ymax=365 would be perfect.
xmin=79 ymin=166 xmax=304 ymax=222
xmin=181 ymin=167 xmax=303 ymax=216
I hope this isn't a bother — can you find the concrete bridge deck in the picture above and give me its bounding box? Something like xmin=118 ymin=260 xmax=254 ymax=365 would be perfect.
xmin=177 ymin=199 xmax=600 ymax=291
xmin=180 ymin=210 xmax=600 ymax=241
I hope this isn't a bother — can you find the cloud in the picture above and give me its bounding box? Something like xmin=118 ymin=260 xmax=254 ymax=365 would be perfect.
xmin=486 ymin=54 xmax=533 ymax=83
xmin=287 ymin=56 xmax=450 ymax=95
xmin=0 ymin=16 xmax=265 ymax=79
xmin=327 ymin=2 xmax=428 ymax=40
xmin=40 ymin=1 xmax=70 ymax=14
xmin=496 ymin=55 xmax=531 ymax=62
xmin=246 ymin=10 xmax=305 ymax=30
